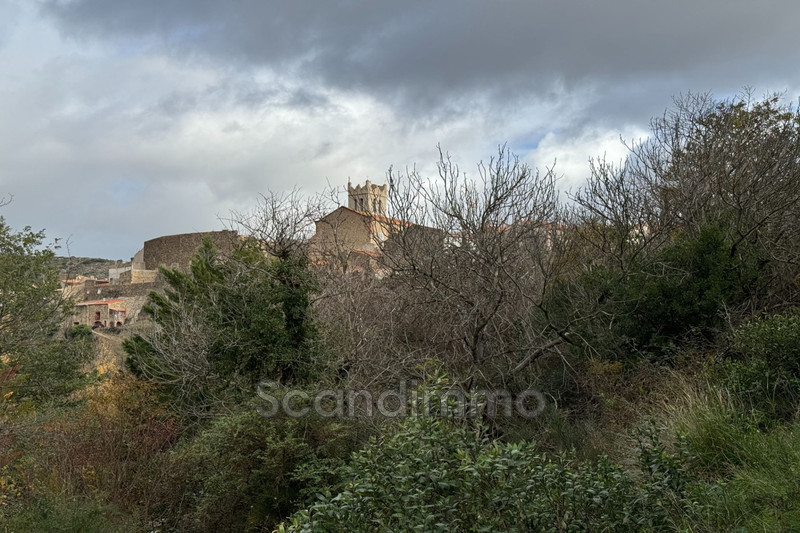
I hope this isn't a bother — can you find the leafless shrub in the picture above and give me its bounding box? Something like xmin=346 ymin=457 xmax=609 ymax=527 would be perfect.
xmin=364 ymin=145 xmax=583 ymax=387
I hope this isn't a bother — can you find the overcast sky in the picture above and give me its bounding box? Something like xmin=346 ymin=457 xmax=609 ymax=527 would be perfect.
xmin=1 ymin=0 xmax=799 ymax=259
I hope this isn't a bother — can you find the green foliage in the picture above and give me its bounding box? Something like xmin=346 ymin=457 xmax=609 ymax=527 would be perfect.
xmin=0 ymin=218 xmax=86 ymax=424
xmin=670 ymin=390 xmax=800 ymax=531
xmin=66 ymin=324 xmax=93 ymax=340
xmin=732 ymin=309 xmax=800 ymax=372
xmin=615 ymin=225 xmax=760 ymax=351
xmin=160 ymin=405 xmax=355 ymax=532
xmin=279 ymin=409 xmax=800 ymax=532
xmin=0 ymin=493 xmax=137 ymax=533
xmin=281 ymin=417 xmax=693 ymax=533
xmin=11 ymin=335 xmax=95 ymax=405
xmin=0 ymin=217 xmax=65 ymax=356
xmin=716 ymin=310 xmax=800 ymax=420
xmin=124 ymin=238 xmax=321 ymax=417
xmin=718 ymin=424 xmax=800 ymax=532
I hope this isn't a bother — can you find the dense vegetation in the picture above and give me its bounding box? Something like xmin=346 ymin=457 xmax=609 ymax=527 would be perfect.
xmin=3 ymin=91 xmax=800 ymax=531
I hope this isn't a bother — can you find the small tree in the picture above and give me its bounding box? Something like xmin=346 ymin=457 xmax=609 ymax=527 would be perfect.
xmin=0 ymin=216 xmax=66 ymax=357
xmin=124 ymin=238 xmax=320 ymax=420
xmin=573 ymin=91 xmax=800 ymax=318
xmin=376 ymin=146 xmax=584 ymax=388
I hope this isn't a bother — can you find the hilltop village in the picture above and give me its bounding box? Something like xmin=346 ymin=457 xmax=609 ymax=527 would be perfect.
xmin=62 ymin=181 xmax=393 ymax=329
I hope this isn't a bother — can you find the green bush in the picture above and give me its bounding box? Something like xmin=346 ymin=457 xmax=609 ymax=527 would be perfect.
xmin=65 ymin=324 xmax=93 ymax=340
xmin=616 ymin=225 xmax=760 ymax=351
xmin=280 ymin=417 xmax=694 ymax=533
xmin=124 ymin=238 xmax=324 ymax=420
xmin=159 ymin=405 xmax=357 ymax=532
xmin=11 ymin=335 xmax=95 ymax=405
xmin=0 ymin=493 xmax=138 ymax=533
xmin=732 ymin=310 xmax=800 ymax=369
xmin=721 ymin=310 xmax=800 ymax=419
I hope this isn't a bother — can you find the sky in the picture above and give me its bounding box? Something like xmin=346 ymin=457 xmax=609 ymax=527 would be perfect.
xmin=1 ymin=0 xmax=799 ymax=260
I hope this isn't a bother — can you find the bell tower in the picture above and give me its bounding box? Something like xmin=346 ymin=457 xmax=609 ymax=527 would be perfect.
xmin=348 ymin=180 xmax=387 ymax=216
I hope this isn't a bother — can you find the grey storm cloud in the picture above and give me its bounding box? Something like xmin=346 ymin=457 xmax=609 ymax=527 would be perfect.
xmin=1 ymin=0 xmax=799 ymax=259
xmin=42 ymin=0 xmax=800 ymax=117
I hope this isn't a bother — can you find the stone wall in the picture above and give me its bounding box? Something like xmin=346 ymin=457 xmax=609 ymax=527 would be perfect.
xmin=131 ymin=248 xmax=146 ymax=270
xmin=72 ymin=303 xmax=109 ymax=326
xmin=78 ymin=280 xmax=162 ymax=301
xmin=143 ymin=230 xmax=238 ymax=271
xmin=132 ymin=269 xmax=158 ymax=283
xmin=118 ymin=269 xmax=158 ymax=284
xmin=109 ymin=264 xmax=132 ymax=284
xmin=119 ymin=295 xmax=151 ymax=323
xmin=70 ymin=296 xmax=151 ymax=327
xmin=71 ymin=299 xmax=126 ymax=327
xmin=309 ymin=207 xmax=377 ymax=259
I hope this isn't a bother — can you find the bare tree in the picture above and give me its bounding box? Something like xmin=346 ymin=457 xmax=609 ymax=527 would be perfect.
xmin=569 ymin=154 xmax=671 ymax=274
xmin=126 ymin=298 xmax=230 ymax=420
xmin=652 ymin=91 xmax=800 ymax=251
xmin=374 ymin=145 xmax=581 ymax=387
xmin=228 ymin=187 xmax=329 ymax=261
xmin=572 ymin=91 xmax=800 ymax=313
